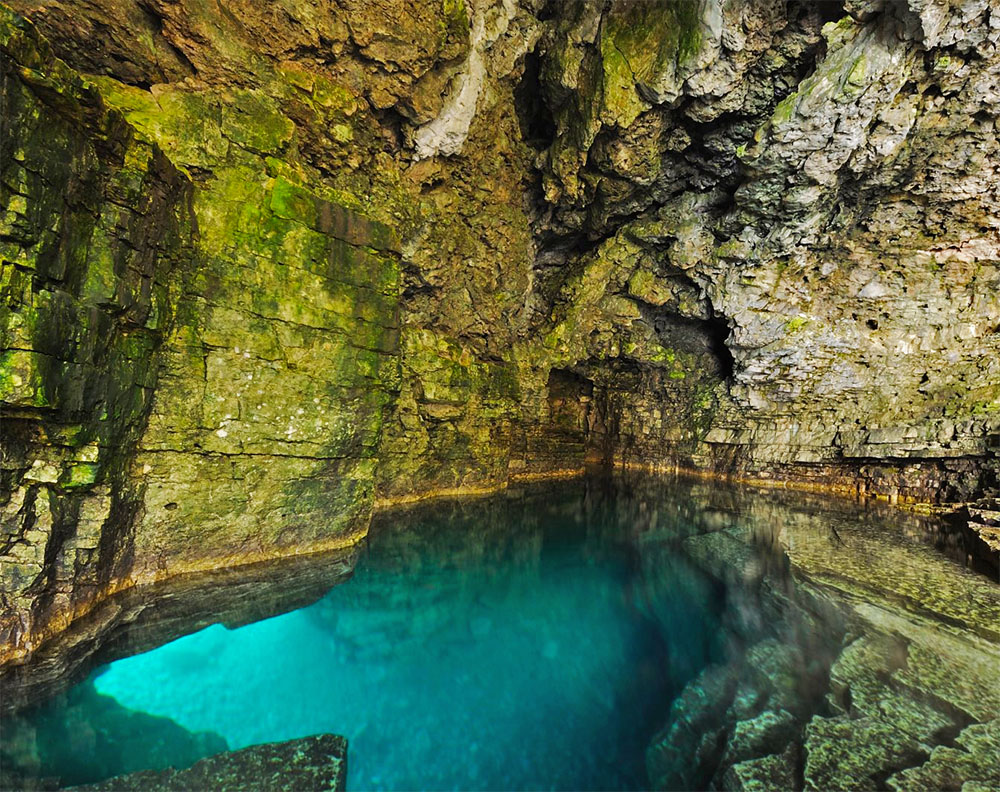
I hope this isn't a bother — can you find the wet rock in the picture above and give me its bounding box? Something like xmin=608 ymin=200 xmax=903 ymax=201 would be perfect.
xmin=887 ymin=629 xmax=1000 ymax=725
xmin=682 ymin=531 xmax=762 ymax=586
xmin=778 ymin=513 xmax=1000 ymax=643
xmin=69 ymin=734 xmax=348 ymax=792
xmin=886 ymin=719 xmax=1000 ymax=792
xmin=668 ymin=492 xmax=1000 ymax=791
xmin=646 ymin=663 xmax=738 ymax=791
xmin=826 ymin=633 xmax=957 ymax=745
xmin=719 ymin=708 xmax=798 ymax=770
xmin=967 ymin=498 xmax=1000 ymax=553
xmin=742 ymin=640 xmax=809 ymax=715
xmin=720 ymin=744 xmax=798 ymax=792
xmin=803 ymin=714 xmax=928 ymax=791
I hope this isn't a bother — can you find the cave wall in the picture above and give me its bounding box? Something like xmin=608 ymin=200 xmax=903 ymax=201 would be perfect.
xmin=1 ymin=3 xmax=406 ymax=660
xmin=530 ymin=0 xmax=1000 ymax=494
xmin=1 ymin=10 xmax=194 ymax=658
xmin=1 ymin=0 xmax=999 ymax=661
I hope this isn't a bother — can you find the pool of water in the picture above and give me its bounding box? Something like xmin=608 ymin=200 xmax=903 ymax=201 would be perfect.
xmin=3 ymin=475 xmax=999 ymax=791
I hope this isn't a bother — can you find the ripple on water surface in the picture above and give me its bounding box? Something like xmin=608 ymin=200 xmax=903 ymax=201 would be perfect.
xmin=3 ymin=475 xmax=998 ymax=791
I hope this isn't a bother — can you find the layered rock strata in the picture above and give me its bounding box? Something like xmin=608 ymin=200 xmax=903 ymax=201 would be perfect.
xmin=643 ymin=477 xmax=1000 ymax=792
xmin=2 ymin=0 xmax=998 ymax=663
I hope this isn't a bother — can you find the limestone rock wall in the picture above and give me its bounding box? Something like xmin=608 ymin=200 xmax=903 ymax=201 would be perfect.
xmin=1 ymin=0 xmax=999 ymax=662
xmin=1 ymin=4 xmax=404 ymax=662
xmin=529 ymin=0 xmax=999 ymax=492
xmin=1 ymin=9 xmax=194 ymax=658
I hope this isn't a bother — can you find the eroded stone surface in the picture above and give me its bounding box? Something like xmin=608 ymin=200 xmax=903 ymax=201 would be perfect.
xmin=645 ymin=477 xmax=1000 ymax=792
xmin=70 ymin=734 xmax=347 ymax=792
xmin=2 ymin=0 xmax=998 ymax=663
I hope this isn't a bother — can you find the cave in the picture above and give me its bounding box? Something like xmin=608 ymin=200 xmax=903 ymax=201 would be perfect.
xmin=1 ymin=1 xmax=998 ymax=791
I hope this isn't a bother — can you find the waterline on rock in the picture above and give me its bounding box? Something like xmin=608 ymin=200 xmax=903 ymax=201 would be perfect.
xmin=3 ymin=475 xmax=998 ymax=791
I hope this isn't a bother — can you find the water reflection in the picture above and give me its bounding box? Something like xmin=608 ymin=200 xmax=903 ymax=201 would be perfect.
xmin=1 ymin=474 xmax=997 ymax=791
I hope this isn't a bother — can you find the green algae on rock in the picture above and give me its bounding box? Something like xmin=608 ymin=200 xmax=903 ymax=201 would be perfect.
xmin=1 ymin=5 xmax=402 ymax=663
xmin=1 ymin=4 xmax=196 ymax=660
xmin=1 ymin=0 xmax=999 ymax=671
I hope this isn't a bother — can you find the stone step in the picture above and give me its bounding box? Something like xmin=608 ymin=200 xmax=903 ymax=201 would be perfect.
xmin=968 ymin=521 xmax=1000 ymax=553
xmin=968 ymin=507 xmax=1000 ymax=525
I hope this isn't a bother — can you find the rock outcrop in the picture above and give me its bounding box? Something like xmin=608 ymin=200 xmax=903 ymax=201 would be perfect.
xmin=644 ymin=476 xmax=1000 ymax=792
xmin=2 ymin=0 xmax=998 ymax=662
xmin=70 ymin=734 xmax=348 ymax=792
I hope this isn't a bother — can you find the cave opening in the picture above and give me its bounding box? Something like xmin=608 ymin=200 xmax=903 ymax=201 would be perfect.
xmin=546 ymin=367 xmax=595 ymax=437
xmin=811 ymin=0 xmax=847 ymax=24
xmin=640 ymin=303 xmax=736 ymax=383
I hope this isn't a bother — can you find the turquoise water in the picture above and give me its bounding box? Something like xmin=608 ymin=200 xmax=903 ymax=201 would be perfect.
xmin=6 ymin=479 xmax=724 ymax=790
xmin=4 ymin=476 xmax=997 ymax=791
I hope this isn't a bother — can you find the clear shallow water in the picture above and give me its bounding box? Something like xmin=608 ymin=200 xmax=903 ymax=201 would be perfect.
xmin=3 ymin=476 xmax=999 ymax=791
xmin=88 ymin=515 xmax=708 ymax=791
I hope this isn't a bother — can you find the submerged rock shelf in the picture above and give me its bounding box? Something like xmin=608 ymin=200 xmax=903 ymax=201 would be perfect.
xmin=2 ymin=476 xmax=997 ymax=791
xmin=71 ymin=735 xmax=348 ymax=792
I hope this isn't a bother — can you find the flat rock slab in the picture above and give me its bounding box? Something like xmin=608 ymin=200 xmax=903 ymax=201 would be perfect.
xmin=70 ymin=734 xmax=347 ymax=792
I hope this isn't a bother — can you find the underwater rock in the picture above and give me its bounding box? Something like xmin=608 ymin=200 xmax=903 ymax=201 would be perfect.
xmin=68 ymin=734 xmax=348 ymax=792
xmin=718 ymin=708 xmax=798 ymax=770
xmin=2 ymin=474 xmax=997 ymax=790
xmin=646 ymin=663 xmax=738 ymax=790
xmin=650 ymin=483 xmax=1000 ymax=791
xmin=826 ymin=633 xmax=957 ymax=745
xmin=0 ymin=680 xmax=227 ymax=790
xmin=720 ymin=745 xmax=798 ymax=792
xmin=802 ymin=714 xmax=930 ymax=791
xmin=886 ymin=719 xmax=1000 ymax=792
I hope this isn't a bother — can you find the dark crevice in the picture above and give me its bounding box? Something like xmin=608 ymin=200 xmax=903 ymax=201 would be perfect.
xmin=535 ymin=0 xmax=560 ymax=22
xmin=368 ymin=103 xmax=407 ymax=154
xmin=401 ymin=280 xmax=441 ymax=301
xmin=706 ymin=314 xmax=735 ymax=381
xmin=514 ymin=50 xmax=556 ymax=151
xmin=872 ymin=747 xmax=931 ymax=791
xmin=811 ymin=0 xmax=848 ymax=25
xmin=769 ymin=1 xmax=841 ymax=104
xmin=547 ymin=366 xmax=594 ymax=399
xmin=136 ymin=0 xmax=196 ymax=80
xmin=121 ymin=74 xmax=154 ymax=91
xmin=629 ymin=299 xmax=735 ymax=380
